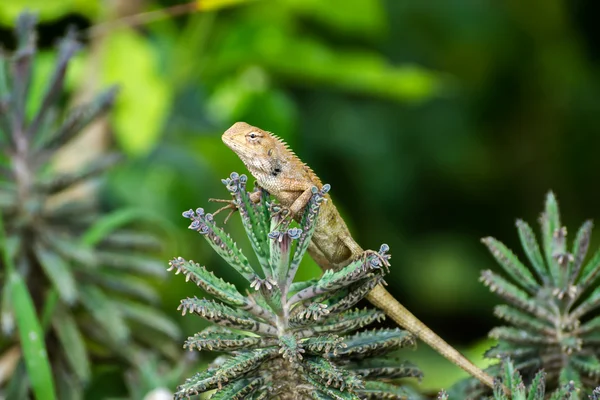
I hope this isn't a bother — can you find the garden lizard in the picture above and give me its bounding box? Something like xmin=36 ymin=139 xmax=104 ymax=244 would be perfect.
xmin=217 ymin=121 xmax=495 ymax=389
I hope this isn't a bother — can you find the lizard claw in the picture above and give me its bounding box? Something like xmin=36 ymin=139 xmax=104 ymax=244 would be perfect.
xmin=270 ymin=205 xmax=294 ymax=230
xmin=209 ymin=198 xmax=238 ymax=224
xmin=361 ymin=246 xmax=391 ymax=272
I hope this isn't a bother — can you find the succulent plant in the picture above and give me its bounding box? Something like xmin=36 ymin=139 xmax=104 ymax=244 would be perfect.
xmin=170 ymin=172 xmax=423 ymax=399
xmin=454 ymin=192 xmax=600 ymax=398
xmin=442 ymin=358 xmax=600 ymax=400
xmin=0 ymin=13 xmax=178 ymax=398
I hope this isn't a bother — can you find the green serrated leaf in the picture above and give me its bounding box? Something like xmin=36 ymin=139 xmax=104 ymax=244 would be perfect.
xmin=33 ymin=241 xmax=77 ymax=304
xmin=541 ymin=192 xmax=561 ymax=285
xmin=53 ymin=306 xmax=90 ymax=383
xmin=493 ymin=305 xmax=552 ymax=335
xmin=347 ymin=357 xmax=422 ymax=381
xmin=358 ymin=380 xmax=411 ymax=399
xmin=335 ymin=329 xmax=414 ymax=360
xmin=294 ymin=308 xmax=385 ymax=337
xmin=188 ymin=209 xmax=258 ymax=282
xmin=305 ymin=372 xmax=361 ymax=400
xmin=527 ymin=369 xmax=546 ymax=400
xmin=290 ymin=258 xmax=375 ymax=304
xmin=480 ymin=270 xmax=554 ymax=324
xmin=570 ymin=220 xmax=593 ymax=283
xmin=305 ymin=356 xmax=364 ymax=391
xmin=578 ymin=246 xmax=600 ymax=290
xmin=489 ymin=327 xmax=551 ymax=346
xmin=169 ymin=257 xmax=247 ymax=306
xmin=209 ymin=377 xmax=263 ymax=400
xmin=184 ymin=328 xmax=267 ymax=352
xmin=179 ymin=298 xmax=276 ymax=336
xmin=482 ymin=236 xmax=539 ymax=292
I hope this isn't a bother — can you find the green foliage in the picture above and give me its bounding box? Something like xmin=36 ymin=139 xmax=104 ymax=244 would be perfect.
xmin=455 ymin=193 xmax=600 ymax=397
xmin=0 ymin=14 xmax=178 ymax=399
xmin=171 ymin=172 xmax=421 ymax=399
xmin=448 ymin=358 xmax=600 ymax=399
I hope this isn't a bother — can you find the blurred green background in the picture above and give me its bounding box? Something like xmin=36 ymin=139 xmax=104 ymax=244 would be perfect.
xmin=2 ymin=0 xmax=599 ymax=397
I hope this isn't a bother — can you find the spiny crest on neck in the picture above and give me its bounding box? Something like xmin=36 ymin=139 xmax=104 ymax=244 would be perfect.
xmin=266 ymin=130 xmax=323 ymax=187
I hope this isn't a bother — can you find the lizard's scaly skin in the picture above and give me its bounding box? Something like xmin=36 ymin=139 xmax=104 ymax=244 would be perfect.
xmin=222 ymin=122 xmax=494 ymax=389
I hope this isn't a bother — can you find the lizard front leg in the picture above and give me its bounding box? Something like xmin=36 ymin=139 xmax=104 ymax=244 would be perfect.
xmin=288 ymin=186 xmax=315 ymax=216
xmin=210 ymin=190 xmax=262 ymax=223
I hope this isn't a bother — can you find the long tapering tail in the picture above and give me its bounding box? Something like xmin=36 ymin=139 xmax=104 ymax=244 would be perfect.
xmin=366 ymin=284 xmax=495 ymax=389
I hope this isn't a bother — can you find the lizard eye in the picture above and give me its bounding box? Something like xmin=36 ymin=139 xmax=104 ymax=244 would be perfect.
xmin=247 ymin=132 xmax=260 ymax=141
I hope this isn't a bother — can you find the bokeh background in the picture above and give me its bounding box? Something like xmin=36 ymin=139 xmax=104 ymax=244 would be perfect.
xmin=2 ymin=0 xmax=600 ymax=397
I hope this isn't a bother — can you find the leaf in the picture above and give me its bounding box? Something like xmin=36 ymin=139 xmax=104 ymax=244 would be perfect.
xmin=570 ymin=220 xmax=593 ymax=283
xmin=304 ymin=357 xmax=363 ymax=391
xmin=33 ymin=241 xmax=77 ymax=304
xmin=1 ymin=274 xmax=14 ymax=334
xmin=289 ymin=256 xmax=376 ymax=304
xmin=358 ymin=381 xmax=412 ymax=399
xmin=516 ymin=219 xmax=550 ymax=283
xmin=304 ymin=373 xmax=361 ymax=400
xmin=10 ymin=272 xmax=57 ymax=400
xmin=540 ymin=192 xmax=561 ymax=284
xmin=102 ymin=29 xmax=171 ymax=156
xmin=208 ymin=377 xmax=263 ymax=400
xmin=221 ymin=173 xmax=270 ymax=274
xmin=28 ymin=32 xmax=81 ymax=136
xmin=347 ymin=357 xmax=422 ymax=381
xmin=571 ymin=284 xmax=600 ymax=320
xmin=95 ymin=251 xmax=166 ymax=277
xmin=4 ymin=359 xmax=29 ymax=400
xmin=294 ymin=308 xmax=385 ymax=337
xmin=178 ymin=298 xmax=276 ymax=336
xmin=53 ymin=306 xmax=90 ymax=383
xmin=481 ymin=236 xmax=539 ymax=292
xmin=526 ymin=370 xmax=546 ymax=400
xmin=212 ymin=348 xmax=275 ymax=390
xmin=38 ymin=152 xmax=121 ymax=195
xmin=79 ymin=285 xmax=129 ymax=344
xmin=40 ymin=289 xmax=58 ymax=330
xmin=91 ymin=272 xmax=160 ymax=303
xmin=302 ymin=334 xmax=346 ymax=356
xmin=570 ymin=354 xmax=600 ymax=377
xmin=489 ymin=327 xmax=551 ymax=346
xmin=168 ymin=257 xmax=247 ymax=306
xmin=334 ymin=328 xmax=414 ymax=360
xmin=183 ymin=208 xmax=258 ymax=282
xmin=493 ymin=305 xmax=552 ymax=335
xmin=184 ymin=327 xmax=267 ymax=352
xmin=578 ymin=246 xmax=600 ymax=290
xmin=480 ymin=270 xmax=554 ymax=324
xmin=81 ymin=207 xmax=167 ymax=247
xmin=118 ymin=300 xmax=180 ymax=339
xmin=41 ymin=86 xmax=118 ymax=152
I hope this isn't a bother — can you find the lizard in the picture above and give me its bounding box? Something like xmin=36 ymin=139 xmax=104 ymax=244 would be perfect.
xmin=214 ymin=121 xmax=495 ymax=389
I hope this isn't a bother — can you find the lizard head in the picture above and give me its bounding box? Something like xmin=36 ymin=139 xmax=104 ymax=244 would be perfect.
xmin=222 ymin=122 xmax=281 ymax=175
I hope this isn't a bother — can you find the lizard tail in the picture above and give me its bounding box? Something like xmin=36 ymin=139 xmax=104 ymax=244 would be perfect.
xmin=366 ymin=284 xmax=495 ymax=389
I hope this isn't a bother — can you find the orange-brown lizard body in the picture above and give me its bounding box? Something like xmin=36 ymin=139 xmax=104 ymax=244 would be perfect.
xmin=220 ymin=121 xmax=494 ymax=389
